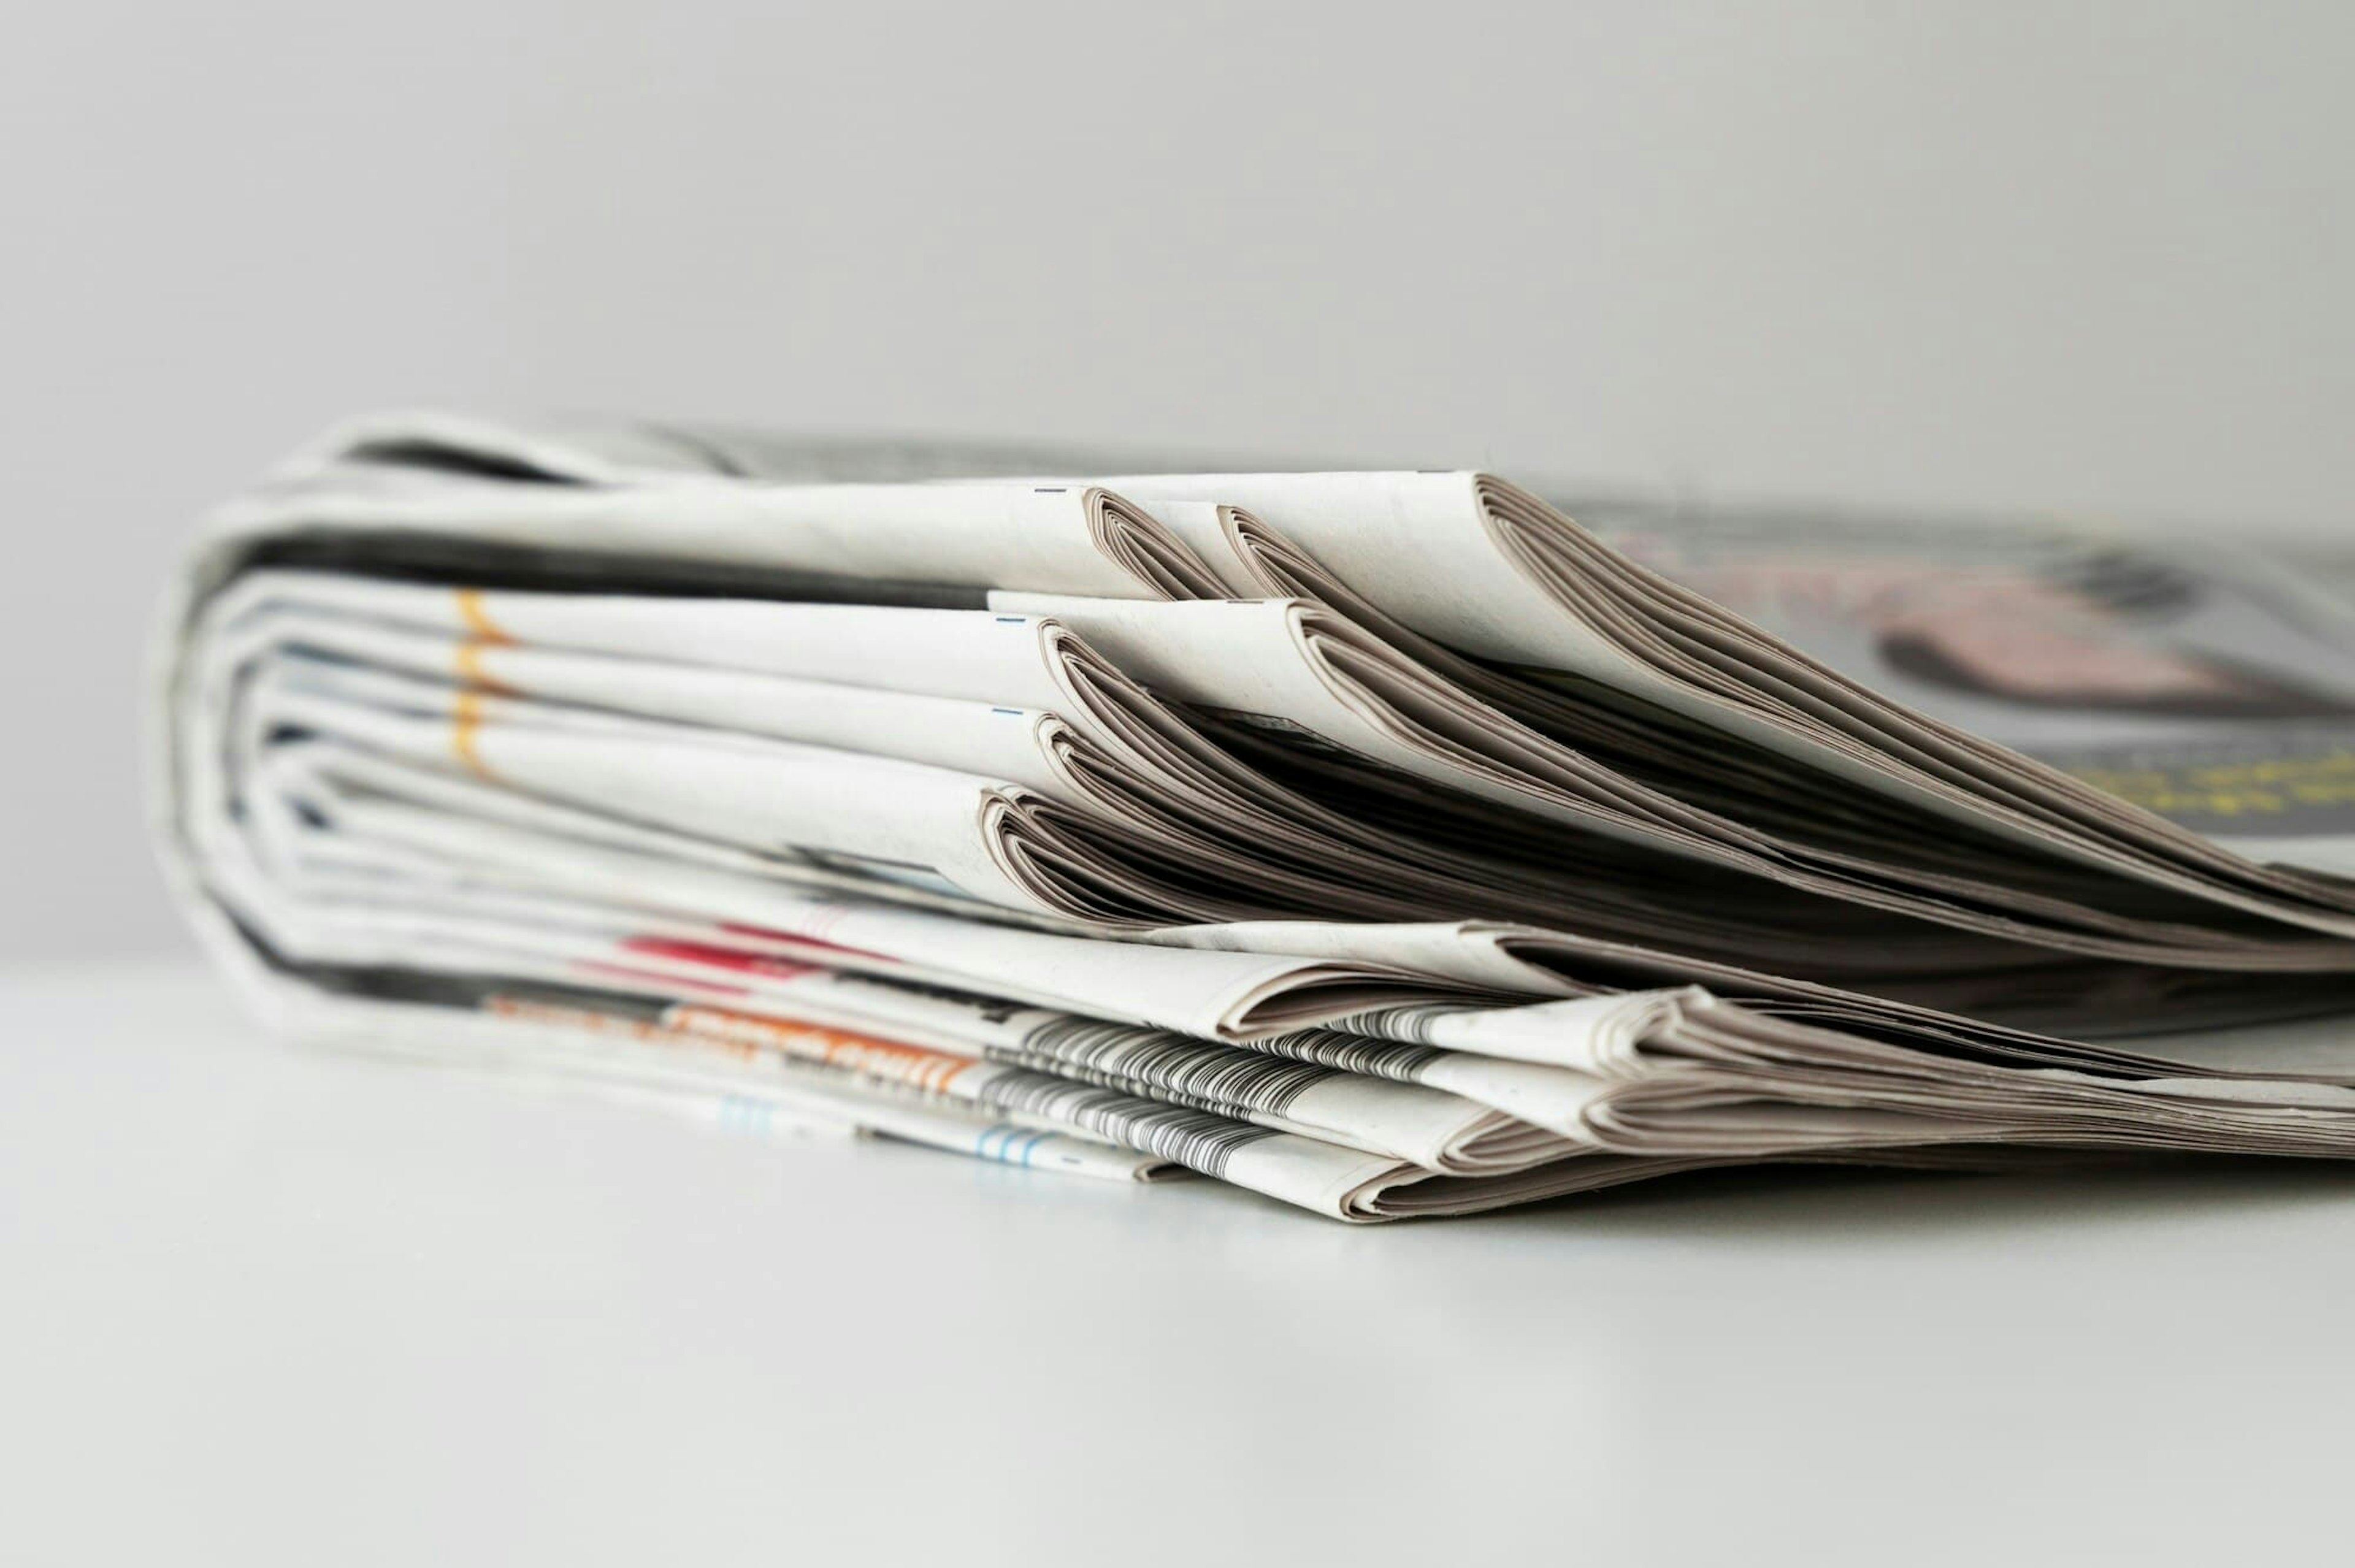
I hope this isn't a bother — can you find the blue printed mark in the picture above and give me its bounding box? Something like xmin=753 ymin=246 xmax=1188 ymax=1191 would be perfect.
xmin=972 ymin=1124 xmax=1056 ymax=1167
xmin=719 ymin=1095 xmax=771 ymax=1134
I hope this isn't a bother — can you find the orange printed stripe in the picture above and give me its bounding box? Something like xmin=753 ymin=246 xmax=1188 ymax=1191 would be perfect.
xmin=453 ymin=587 xmax=515 ymax=645
xmin=452 ymin=640 xmax=517 ymax=696
xmin=669 ymin=1004 xmax=977 ymax=1088
xmin=484 ymin=996 xmax=981 ymax=1092
xmin=451 ymin=689 xmax=492 ymax=778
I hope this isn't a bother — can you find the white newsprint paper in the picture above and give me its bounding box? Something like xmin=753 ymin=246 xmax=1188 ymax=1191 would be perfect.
xmin=148 ymin=411 xmax=2355 ymax=1220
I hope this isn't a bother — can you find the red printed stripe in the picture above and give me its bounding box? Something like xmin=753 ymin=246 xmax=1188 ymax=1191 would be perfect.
xmin=619 ymin=935 xmax=829 ymax=979
xmin=715 ymin=922 xmax=901 ymax=966
xmin=572 ymin=958 xmax=752 ymax=996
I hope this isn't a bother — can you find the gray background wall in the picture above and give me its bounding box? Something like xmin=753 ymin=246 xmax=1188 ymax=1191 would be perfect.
xmin=4 ymin=1 xmax=2349 ymax=960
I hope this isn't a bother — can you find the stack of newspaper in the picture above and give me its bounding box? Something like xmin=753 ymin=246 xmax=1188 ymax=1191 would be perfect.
xmin=150 ymin=412 xmax=2355 ymax=1220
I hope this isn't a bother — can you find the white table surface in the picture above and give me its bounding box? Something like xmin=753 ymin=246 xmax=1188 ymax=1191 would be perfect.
xmin=7 ymin=957 xmax=2354 ymax=1566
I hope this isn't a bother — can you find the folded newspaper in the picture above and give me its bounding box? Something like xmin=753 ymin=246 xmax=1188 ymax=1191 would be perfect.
xmin=149 ymin=412 xmax=2355 ymax=1220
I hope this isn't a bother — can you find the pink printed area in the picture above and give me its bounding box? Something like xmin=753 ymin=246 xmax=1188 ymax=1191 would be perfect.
xmin=620 ymin=935 xmax=835 ymax=979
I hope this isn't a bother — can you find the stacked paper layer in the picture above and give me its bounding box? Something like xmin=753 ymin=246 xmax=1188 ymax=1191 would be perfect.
xmin=149 ymin=413 xmax=2355 ymax=1219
